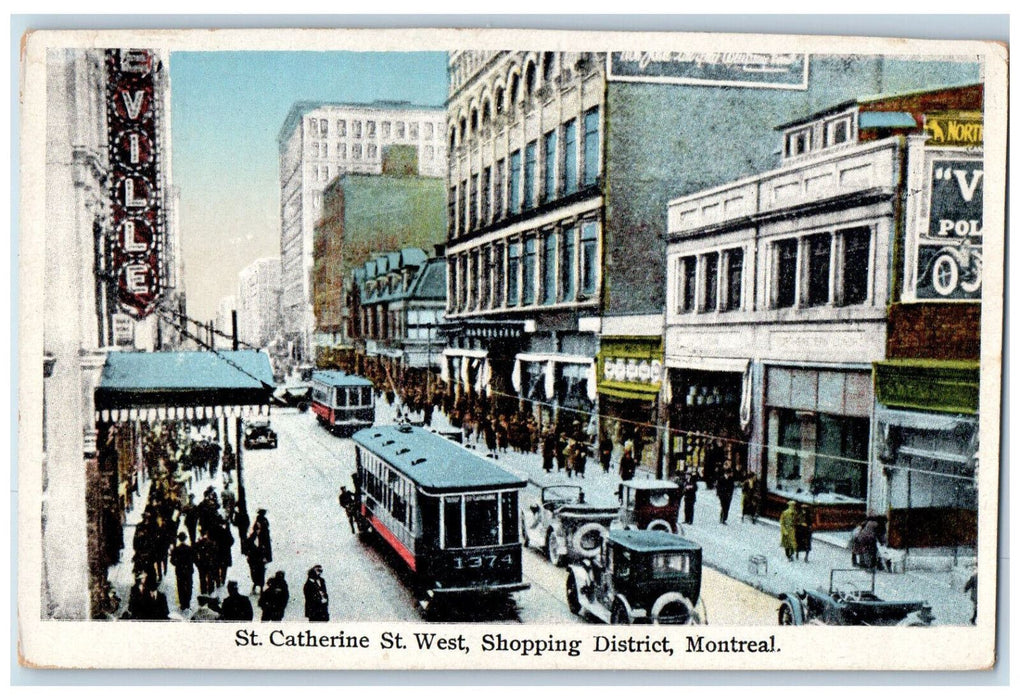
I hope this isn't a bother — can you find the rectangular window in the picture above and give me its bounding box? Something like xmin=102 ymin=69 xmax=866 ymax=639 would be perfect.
xmin=841 ymin=227 xmax=870 ymax=305
xmin=725 ymin=248 xmax=743 ymax=311
xmin=583 ymin=107 xmax=600 ymax=186
xmin=464 ymin=494 xmax=499 ymax=547
xmin=776 ymin=409 xmax=803 ymax=481
xmin=523 ymin=141 xmax=537 ymax=210
xmin=409 ymin=122 xmax=419 ymax=139
xmin=494 ymin=159 xmax=505 ymax=219
xmin=542 ymin=232 xmax=557 ymax=304
xmin=807 ymin=233 xmax=831 ymax=307
xmin=337 ymin=120 xmax=346 ymax=136
xmin=366 ymin=120 xmax=376 ymax=137
xmin=396 ymin=121 xmax=405 ymax=138
xmin=367 ymin=144 xmax=377 ymax=159
xmin=459 ymin=181 xmax=467 ymax=235
xmin=561 ymin=228 xmax=576 ymax=301
xmin=814 ymin=413 xmax=870 ymax=500
xmin=338 ymin=142 xmax=347 ymax=159
xmin=320 ymin=120 xmax=328 ymax=137
xmin=492 ymin=242 xmax=505 ymax=307
xmin=381 ymin=121 xmax=391 ymax=138
xmin=508 ymin=151 xmax=521 ymax=215
xmin=785 ymin=128 xmax=811 ymax=157
xmin=507 ymin=241 xmax=521 ymax=306
xmin=458 ymin=255 xmax=468 ymax=310
xmin=580 ymin=221 xmax=598 ymax=295
xmin=543 ymin=130 xmax=557 ymax=202
xmin=679 ymin=256 xmax=697 ymax=313
xmin=500 ymin=492 xmax=519 ymax=544
xmin=522 ymin=236 xmax=537 ymax=305
xmin=353 ymin=121 xmax=362 ymax=138
xmin=424 ymin=122 xmax=434 ymax=138
xmin=563 ymin=119 xmax=577 ymax=194
xmin=470 ymin=175 xmax=479 ymax=230
xmin=448 ymin=186 xmax=457 ymax=237
xmin=703 ymin=252 xmax=719 ymax=312
xmin=468 ymin=250 xmax=479 ymax=309
xmin=321 ymin=143 xmax=328 ymax=159
xmin=311 ymin=142 xmax=319 ymax=158
xmin=480 ymin=167 xmax=491 ymax=224
xmin=775 ymin=239 xmax=798 ymax=308
xmin=309 ymin=117 xmax=317 ymax=132
xmin=352 ymin=144 xmax=362 ymax=159
xmin=480 ymin=246 xmax=491 ymax=307
xmin=443 ymin=496 xmax=463 ymax=548
xmin=825 ymin=117 xmax=851 ymax=147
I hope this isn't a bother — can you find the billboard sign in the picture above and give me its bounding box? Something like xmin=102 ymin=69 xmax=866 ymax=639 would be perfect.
xmin=105 ymin=49 xmax=164 ymax=318
xmin=607 ymin=52 xmax=808 ymax=90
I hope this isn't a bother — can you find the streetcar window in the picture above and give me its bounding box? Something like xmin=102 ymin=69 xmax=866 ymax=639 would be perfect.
xmin=465 ymin=493 xmax=499 ymax=547
xmin=335 ymin=388 xmax=347 ymax=407
xmin=500 ymin=492 xmax=518 ymax=543
xmin=363 ymin=387 xmax=373 ymax=405
xmin=443 ymin=496 xmax=463 ymax=548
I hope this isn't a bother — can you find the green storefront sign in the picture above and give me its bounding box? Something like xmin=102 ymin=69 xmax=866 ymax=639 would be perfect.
xmin=873 ymin=360 xmax=980 ymax=414
xmin=597 ymin=337 xmax=663 ymax=401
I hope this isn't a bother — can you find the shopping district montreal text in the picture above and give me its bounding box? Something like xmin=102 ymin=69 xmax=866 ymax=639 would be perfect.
xmin=41 ymin=49 xmax=987 ymax=627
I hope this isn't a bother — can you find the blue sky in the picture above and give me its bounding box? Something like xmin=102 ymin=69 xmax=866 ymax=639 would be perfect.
xmin=169 ymin=51 xmax=448 ymax=320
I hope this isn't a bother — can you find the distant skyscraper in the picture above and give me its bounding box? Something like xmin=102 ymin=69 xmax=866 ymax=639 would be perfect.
xmin=277 ymin=100 xmax=447 ymax=360
xmin=237 ymin=257 xmax=282 ymax=348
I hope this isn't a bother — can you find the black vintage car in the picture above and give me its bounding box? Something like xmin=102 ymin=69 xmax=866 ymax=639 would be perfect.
xmin=272 ymin=384 xmax=312 ymax=411
xmin=778 ymin=569 xmax=934 ymax=626
xmin=243 ymin=420 xmax=278 ymax=450
xmin=566 ymin=529 xmax=704 ymax=625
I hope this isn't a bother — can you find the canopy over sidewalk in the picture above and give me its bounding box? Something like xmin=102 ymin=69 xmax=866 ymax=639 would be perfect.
xmin=94 ymin=350 xmax=276 ymax=423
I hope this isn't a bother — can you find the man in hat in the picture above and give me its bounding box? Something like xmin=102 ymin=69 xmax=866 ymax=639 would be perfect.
xmin=259 ymin=571 xmax=290 ymax=622
xmin=169 ymin=532 xmax=195 ymax=610
xmin=303 ymin=565 xmax=329 ymax=622
xmin=254 ymin=508 xmax=273 ymax=565
xmin=779 ymin=500 xmax=798 ymax=562
xmin=219 ymin=581 xmax=254 ymax=621
xmin=338 ymin=486 xmax=358 ymax=534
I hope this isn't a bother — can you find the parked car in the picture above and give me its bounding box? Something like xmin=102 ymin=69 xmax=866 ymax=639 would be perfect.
xmin=617 ymin=479 xmax=682 ymax=534
xmin=522 ymin=485 xmax=619 ymax=566
xmin=243 ymin=420 xmax=278 ymax=450
xmin=273 ymin=384 xmax=312 ymax=411
xmin=778 ymin=569 xmax=934 ymax=626
xmin=566 ymin=529 xmax=704 ymax=625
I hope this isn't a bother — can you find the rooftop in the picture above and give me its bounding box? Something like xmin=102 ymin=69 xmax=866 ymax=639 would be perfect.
xmin=278 ymin=99 xmax=446 ymax=143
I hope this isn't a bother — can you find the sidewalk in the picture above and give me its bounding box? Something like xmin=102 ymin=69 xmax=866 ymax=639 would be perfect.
xmin=458 ymin=431 xmax=976 ymax=626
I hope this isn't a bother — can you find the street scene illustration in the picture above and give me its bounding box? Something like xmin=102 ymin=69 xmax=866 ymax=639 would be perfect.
xmin=33 ymin=44 xmax=995 ymax=633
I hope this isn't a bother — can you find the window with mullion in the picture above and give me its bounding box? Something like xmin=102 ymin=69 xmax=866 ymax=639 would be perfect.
xmin=507 ymin=241 xmax=521 ymax=306
xmin=582 ymin=107 xmax=600 ymax=186
xmin=774 ymin=239 xmax=798 ymax=309
xmin=523 ymin=141 xmax=537 ymax=210
xmin=543 ymin=130 xmax=557 ymax=202
xmin=508 ymin=151 xmax=521 ymax=215
xmin=470 ymin=175 xmax=479 ymax=231
xmin=807 ymin=233 xmax=832 ymax=307
xmin=841 ymin=227 xmax=871 ymax=305
xmin=563 ymin=119 xmax=577 ymax=195
xmin=724 ymin=248 xmax=744 ymax=311
xmin=702 ymin=252 xmax=719 ymax=312
xmin=561 ymin=227 xmax=577 ymax=302
xmin=542 ymin=232 xmax=557 ymax=305
xmin=522 ymin=236 xmax=537 ymax=305
xmin=580 ymin=222 xmax=598 ymax=295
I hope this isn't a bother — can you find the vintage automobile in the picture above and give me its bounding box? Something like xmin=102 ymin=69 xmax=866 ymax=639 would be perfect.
xmin=272 ymin=383 xmax=312 ymax=411
xmin=243 ymin=420 xmax=278 ymax=450
xmin=777 ymin=569 xmax=934 ymax=626
xmin=617 ymin=479 xmax=683 ymax=534
xmin=521 ymin=485 xmax=619 ymax=567
xmin=566 ymin=529 xmax=705 ymax=625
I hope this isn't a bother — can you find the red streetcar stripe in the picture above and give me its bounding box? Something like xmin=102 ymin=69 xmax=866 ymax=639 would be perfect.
xmin=368 ymin=513 xmax=417 ymax=572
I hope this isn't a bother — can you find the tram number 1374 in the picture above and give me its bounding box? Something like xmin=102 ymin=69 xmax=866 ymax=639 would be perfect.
xmin=451 ymin=553 xmax=516 ymax=570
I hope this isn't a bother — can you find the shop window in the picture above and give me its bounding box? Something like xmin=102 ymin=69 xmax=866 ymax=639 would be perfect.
xmin=559 ymin=363 xmax=592 ymax=411
xmin=775 ymin=409 xmax=803 ymax=482
xmin=702 ymin=252 xmax=719 ymax=312
xmin=677 ymin=256 xmax=696 ymax=313
xmin=841 ymin=227 xmax=871 ymax=305
xmin=523 ymin=141 xmax=537 ymax=210
xmin=814 ymin=413 xmax=869 ymax=499
xmin=542 ymin=232 xmax=557 ymax=305
xmin=583 ymin=107 xmax=600 ymax=186
xmin=807 ymin=233 xmax=832 ymax=306
xmin=522 ymin=236 xmax=537 ymax=305
xmin=509 ymin=150 xmax=521 ymax=214
xmin=580 ymin=222 xmax=598 ymax=296
xmin=561 ymin=227 xmax=577 ymax=301
xmin=724 ymin=248 xmax=744 ymax=311
xmin=774 ymin=239 xmax=798 ymax=308
xmin=543 ymin=130 xmax=558 ymax=202
xmin=507 ymin=241 xmax=521 ymax=306
xmin=563 ymin=119 xmax=578 ymax=195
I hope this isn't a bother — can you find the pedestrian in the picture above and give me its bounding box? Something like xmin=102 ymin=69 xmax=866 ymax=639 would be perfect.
xmin=338 ymin=486 xmax=358 ymax=533
xmin=599 ymin=434 xmax=613 ymax=474
xmin=850 ymin=519 xmax=881 ymax=570
xmin=245 ymin=523 xmax=267 ymax=595
xmin=221 ymin=487 xmax=237 ymax=525
xmin=169 ymin=532 xmax=195 ymax=611
xmin=303 ymin=565 xmax=330 ymax=622
xmin=193 ymin=530 xmax=218 ymax=595
xmin=795 ymin=503 xmax=814 ymax=562
xmin=131 ymin=510 xmax=158 ymax=584
xmin=211 ymin=519 xmax=234 ymax=589
xmin=259 ymin=571 xmax=290 ymax=622
xmin=620 ymin=439 xmax=637 ymax=482
xmin=779 ymin=500 xmax=798 ymax=562
xmin=741 ymin=472 xmax=760 ymax=524
xmin=964 ymin=572 xmax=978 ymax=624
xmin=125 ymin=572 xmax=170 ymax=621
xmin=219 ymin=581 xmax=254 ymax=621
xmin=715 ymin=466 xmax=735 ymax=524
xmin=571 ymin=438 xmax=588 ymax=478
xmin=681 ymin=469 xmax=698 ymax=525
xmin=182 ymin=493 xmax=199 ymax=544
xmin=541 ymin=430 xmax=556 ymax=473
xmin=254 ymin=508 xmax=273 ymax=565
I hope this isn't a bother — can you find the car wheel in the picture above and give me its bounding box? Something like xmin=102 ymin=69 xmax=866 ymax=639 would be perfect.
xmin=611 ymin=600 xmax=631 ymax=625
xmin=647 ymin=519 xmax=672 ymax=533
xmin=572 ymin=523 xmax=609 ymax=559
xmin=566 ymin=574 xmax=581 ymax=615
xmin=546 ymin=531 xmax=564 ymax=567
xmin=778 ymin=600 xmax=797 ymax=626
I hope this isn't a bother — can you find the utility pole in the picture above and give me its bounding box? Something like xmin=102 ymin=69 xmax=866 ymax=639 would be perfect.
xmin=232 ymin=309 xmax=247 ymax=525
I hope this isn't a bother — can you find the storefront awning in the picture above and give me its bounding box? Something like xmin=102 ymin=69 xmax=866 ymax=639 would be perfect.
xmin=95 ymin=350 xmax=276 ymax=423
xmin=874 ymin=359 xmax=979 ymax=415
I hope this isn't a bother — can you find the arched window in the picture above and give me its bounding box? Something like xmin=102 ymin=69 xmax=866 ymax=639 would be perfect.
xmin=449 ymin=128 xmax=456 ymax=151
xmin=509 ymin=74 xmax=520 ymax=109
xmin=459 ymin=117 xmax=467 ymax=143
xmin=482 ymin=99 xmax=491 ymax=126
xmin=542 ymin=52 xmax=555 ymax=84
xmin=470 ymin=108 xmax=478 ymax=135
xmin=524 ymin=62 xmax=536 ymax=98
xmin=495 ymin=87 xmax=505 ymax=115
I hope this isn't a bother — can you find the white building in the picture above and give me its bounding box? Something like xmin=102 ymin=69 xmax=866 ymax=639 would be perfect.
xmin=237 ymin=257 xmax=282 ymax=348
xmin=216 ymin=295 xmax=238 ymax=348
xmin=277 ymin=101 xmax=447 ymax=360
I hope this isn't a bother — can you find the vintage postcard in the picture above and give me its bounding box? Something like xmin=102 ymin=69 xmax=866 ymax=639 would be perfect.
xmin=17 ymin=27 xmax=1006 ymax=671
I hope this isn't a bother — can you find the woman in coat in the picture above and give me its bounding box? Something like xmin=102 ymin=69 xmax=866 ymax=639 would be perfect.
xmin=794 ymin=504 xmax=814 ymax=562
xmin=851 ymin=520 xmax=880 ymax=570
xmin=779 ymin=501 xmax=798 ymax=561
xmin=303 ymin=565 xmax=329 ymax=622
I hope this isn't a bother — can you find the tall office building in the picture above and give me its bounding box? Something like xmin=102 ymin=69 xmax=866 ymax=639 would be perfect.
xmin=278 ymin=101 xmax=446 ymax=360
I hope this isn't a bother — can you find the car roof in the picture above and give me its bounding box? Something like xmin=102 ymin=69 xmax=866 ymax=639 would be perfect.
xmin=621 ymin=479 xmax=679 ymax=490
xmin=608 ymin=529 xmax=700 ymax=553
xmin=312 ymin=370 xmax=374 ymax=388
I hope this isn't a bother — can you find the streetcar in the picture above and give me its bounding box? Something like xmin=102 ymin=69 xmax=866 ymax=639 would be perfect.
xmin=310 ymin=370 xmax=376 ymax=435
xmin=352 ymin=424 xmax=530 ymax=607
